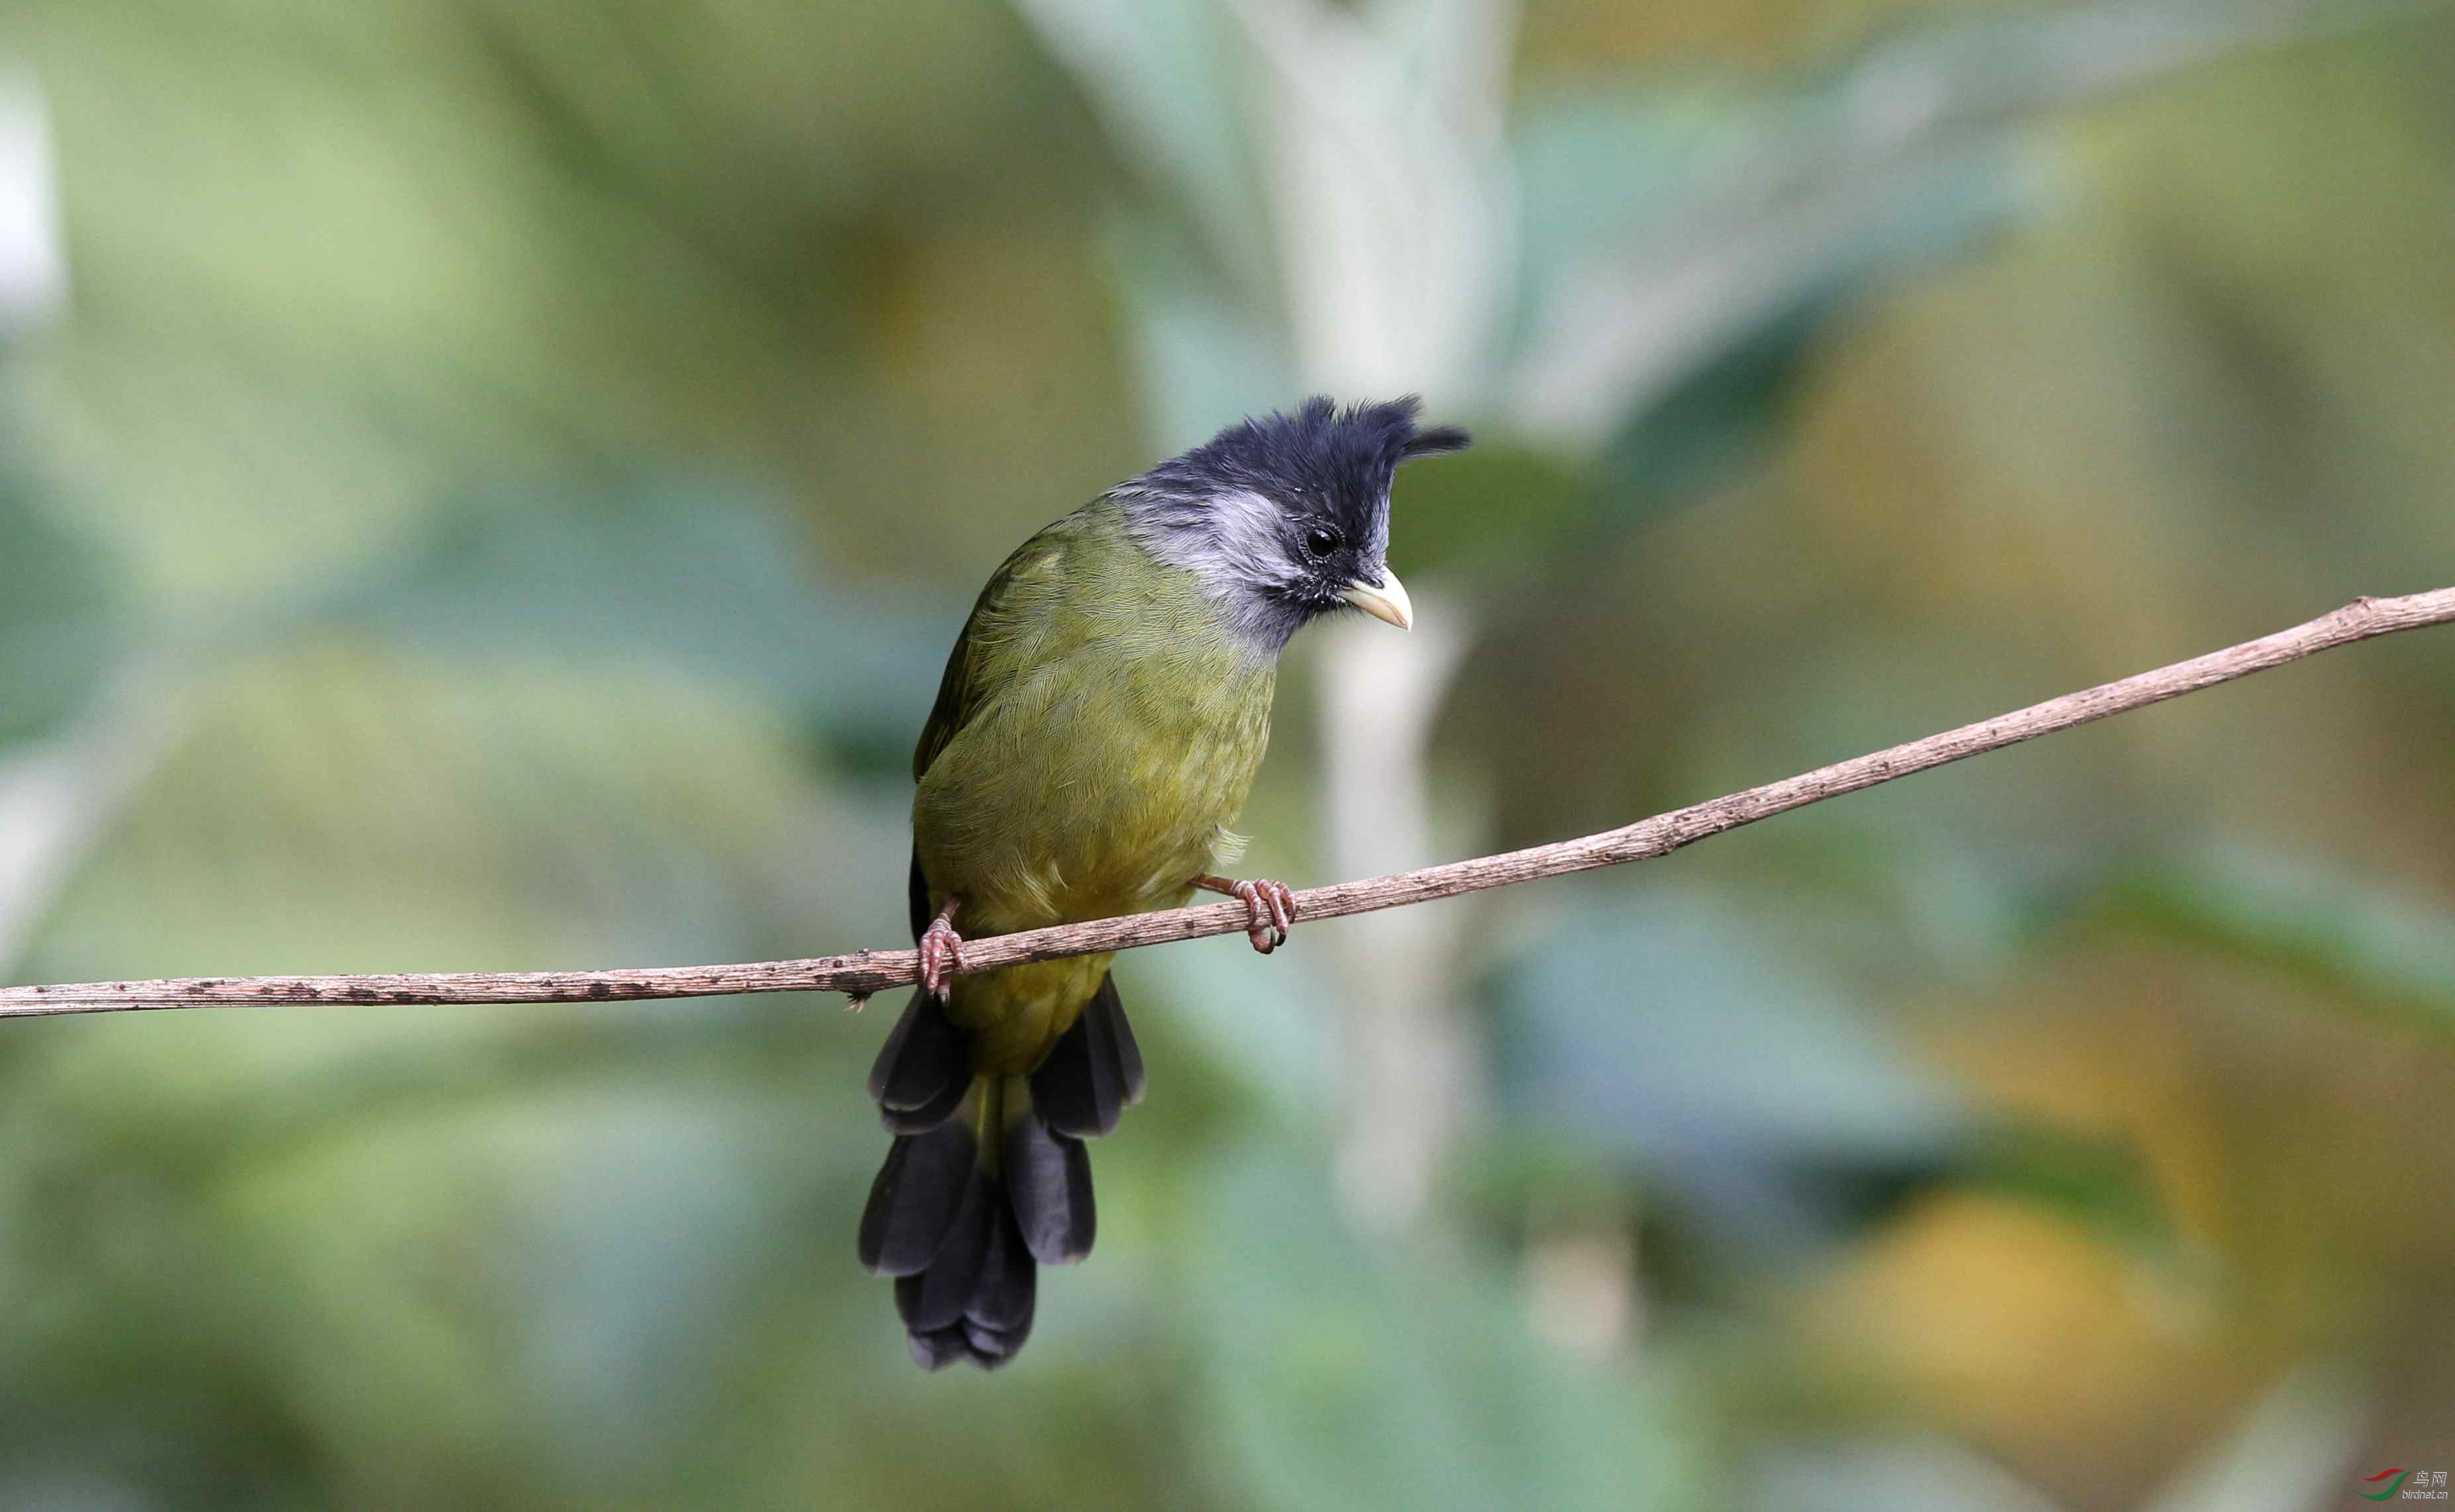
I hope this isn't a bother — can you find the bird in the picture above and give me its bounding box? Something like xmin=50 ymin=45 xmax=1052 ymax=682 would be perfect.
xmin=857 ymin=395 xmax=1470 ymax=1370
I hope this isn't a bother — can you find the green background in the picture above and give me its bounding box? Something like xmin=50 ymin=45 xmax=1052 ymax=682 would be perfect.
xmin=1 ymin=0 xmax=2450 ymax=1507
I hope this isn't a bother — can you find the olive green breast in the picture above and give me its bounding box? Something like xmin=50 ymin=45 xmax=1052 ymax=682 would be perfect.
xmin=912 ymin=500 xmax=1276 ymax=1070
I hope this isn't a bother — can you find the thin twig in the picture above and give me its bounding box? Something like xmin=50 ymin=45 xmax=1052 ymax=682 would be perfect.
xmin=5 ymin=588 xmax=2452 ymax=1021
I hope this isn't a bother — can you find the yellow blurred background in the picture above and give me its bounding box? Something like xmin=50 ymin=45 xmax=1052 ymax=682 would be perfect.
xmin=1 ymin=1 xmax=2451 ymax=1507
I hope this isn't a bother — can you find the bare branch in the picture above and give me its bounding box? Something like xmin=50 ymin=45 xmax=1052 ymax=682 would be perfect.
xmin=6 ymin=588 xmax=2452 ymax=1021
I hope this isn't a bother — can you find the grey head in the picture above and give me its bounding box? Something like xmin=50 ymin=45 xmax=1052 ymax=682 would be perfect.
xmin=1116 ymin=395 xmax=1470 ymax=655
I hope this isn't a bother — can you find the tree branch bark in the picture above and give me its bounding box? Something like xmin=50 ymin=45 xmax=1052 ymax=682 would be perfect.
xmin=5 ymin=588 xmax=2452 ymax=1021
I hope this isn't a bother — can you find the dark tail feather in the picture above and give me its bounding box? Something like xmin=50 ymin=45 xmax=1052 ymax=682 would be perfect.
xmin=895 ymin=1168 xmax=1038 ymax=1370
xmin=1029 ymin=974 xmax=1145 ymax=1137
xmin=1004 ymin=1083 xmax=1096 ymax=1264
xmin=866 ymin=1075 xmax=1051 ymax=1370
xmin=857 ymin=1100 xmax=979 ymax=1276
xmin=882 ymin=851 xmax=972 ymax=1131
xmin=857 ymin=1073 xmax=1096 ymax=1369
xmin=865 ymin=856 xmax=1123 ymax=1369
xmin=867 ymin=990 xmax=970 ymax=1133
xmin=1106 ymin=982 xmax=1147 ymax=1106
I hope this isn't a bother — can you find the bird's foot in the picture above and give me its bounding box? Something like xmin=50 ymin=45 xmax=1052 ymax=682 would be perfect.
xmin=1198 ymin=874 xmax=1296 ymax=954
xmin=918 ymin=902 xmax=965 ymax=997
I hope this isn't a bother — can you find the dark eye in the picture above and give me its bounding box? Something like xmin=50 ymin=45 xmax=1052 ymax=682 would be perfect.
xmin=1304 ymin=526 xmax=1341 ymax=559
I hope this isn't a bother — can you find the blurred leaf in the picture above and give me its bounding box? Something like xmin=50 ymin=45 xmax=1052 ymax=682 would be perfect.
xmin=1503 ymin=79 xmax=1772 ymax=361
xmin=1488 ymin=884 xmax=2172 ymax=1260
xmin=0 ymin=466 xmax=134 ymax=746
xmin=1748 ymin=1434 xmax=2070 ymax=1512
xmin=1958 ymin=1121 xmax=2170 ymax=1256
xmin=2138 ymin=1364 xmax=2377 ymax=1512
xmin=338 ymin=479 xmax=947 ymax=745
xmin=1383 ymin=442 xmax=1589 ymax=580
xmin=0 ymin=70 xmax=67 ymax=335
xmin=2095 ymin=845 xmax=2455 ymax=1033
xmin=0 ymin=636 xmax=906 ymax=1504
xmin=22 ymin=643 xmax=880 ymax=983
xmin=0 ymin=665 xmax=193 ymax=978
xmin=1510 ymin=113 xmax=2041 ymax=506
xmin=1488 ymin=886 xmax=1968 ymax=1253
xmin=1107 ymin=211 xmax=1294 ymax=453
xmin=1186 ymin=1141 xmax=1705 ymax=1512
xmin=1501 ymin=1 xmax=2407 ymax=512
xmin=1010 ymin=0 xmax=1275 ymax=298
xmin=1153 ymin=925 xmax=1341 ymax=1123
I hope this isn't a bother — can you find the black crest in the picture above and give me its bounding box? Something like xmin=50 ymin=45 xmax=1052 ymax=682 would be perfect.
xmin=1141 ymin=395 xmax=1469 ymax=534
xmin=1118 ymin=394 xmax=1470 ymax=651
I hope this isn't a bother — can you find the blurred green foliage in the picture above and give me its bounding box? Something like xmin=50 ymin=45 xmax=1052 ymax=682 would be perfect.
xmin=3 ymin=0 xmax=2454 ymax=1507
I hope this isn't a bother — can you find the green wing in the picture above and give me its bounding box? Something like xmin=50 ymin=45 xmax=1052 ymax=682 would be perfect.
xmin=908 ymin=507 xmax=1093 ymax=937
xmin=911 ymin=508 xmax=1087 ymax=782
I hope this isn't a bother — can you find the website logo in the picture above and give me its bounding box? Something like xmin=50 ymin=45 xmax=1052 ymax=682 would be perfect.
xmin=2365 ymin=1468 xmax=2449 ymax=1501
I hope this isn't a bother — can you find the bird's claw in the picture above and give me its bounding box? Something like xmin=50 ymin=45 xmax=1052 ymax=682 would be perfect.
xmin=918 ymin=916 xmax=965 ymax=998
xmin=1230 ymin=878 xmax=1296 ymax=955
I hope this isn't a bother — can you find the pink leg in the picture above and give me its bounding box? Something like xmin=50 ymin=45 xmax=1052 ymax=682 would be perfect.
xmin=918 ymin=897 xmax=966 ymax=997
xmin=1196 ymin=874 xmax=1297 ymax=955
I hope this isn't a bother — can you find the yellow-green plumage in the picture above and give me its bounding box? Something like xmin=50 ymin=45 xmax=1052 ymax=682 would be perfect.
xmin=861 ymin=394 xmax=1467 ymax=1372
xmin=912 ymin=497 xmax=1274 ymax=1074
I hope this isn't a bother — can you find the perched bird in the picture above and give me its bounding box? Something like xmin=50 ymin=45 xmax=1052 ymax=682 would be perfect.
xmin=859 ymin=395 xmax=1470 ymax=1369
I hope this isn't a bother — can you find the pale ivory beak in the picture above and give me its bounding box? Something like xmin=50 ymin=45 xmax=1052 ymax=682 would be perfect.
xmin=1338 ymin=571 xmax=1414 ymax=630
